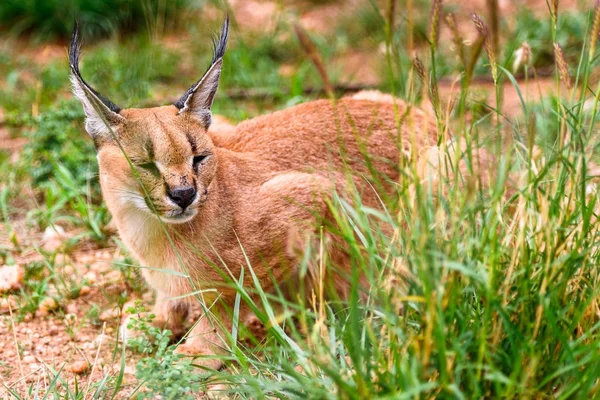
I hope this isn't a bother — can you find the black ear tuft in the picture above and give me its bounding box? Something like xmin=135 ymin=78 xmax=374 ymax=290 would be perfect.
xmin=210 ymin=14 xmax=229 ymax=66
xmin=174 ymin=15 xmax=229 ymax=111
xmin=68 ymin=21 xmax=121 ymax=114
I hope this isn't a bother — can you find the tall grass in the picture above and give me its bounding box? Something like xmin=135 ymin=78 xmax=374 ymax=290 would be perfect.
xmin=180 ymin=3 xmax=600 ymax=399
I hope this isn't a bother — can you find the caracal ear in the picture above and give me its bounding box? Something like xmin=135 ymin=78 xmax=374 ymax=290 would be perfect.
xmin=69 ymin=21 xmax=125 ymax=147
xmin=174 ymin=15 xmax=229 ymax=129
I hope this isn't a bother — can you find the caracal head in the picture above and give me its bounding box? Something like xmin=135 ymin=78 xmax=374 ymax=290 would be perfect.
xmin=69 ymin=17 xmax=229 ymax=224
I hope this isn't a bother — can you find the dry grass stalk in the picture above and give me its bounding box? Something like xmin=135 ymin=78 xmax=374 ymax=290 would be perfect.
xmin=466 ymin=34 xmax=486 ymax=84
xmin=386 ymin=0 xmax=397 ymax=45
xmin=554 ymin=43 xmax=572 ymax=88
xmin=293 ymin=23 xmax=335 ymax=98
xmin=445 ymin=13 xmax=466 ymax=68
xmin=486 ymin=0 xmax=499 ymax=57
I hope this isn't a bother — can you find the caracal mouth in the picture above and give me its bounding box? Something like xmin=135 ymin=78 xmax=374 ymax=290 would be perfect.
xmin=158 ymin=208 xmax=198 ymax=224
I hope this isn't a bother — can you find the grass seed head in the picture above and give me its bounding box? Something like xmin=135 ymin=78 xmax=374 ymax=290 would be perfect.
xmin=413 ymin=56 xmax=426 ymax=81
xmin=429 ymin=0 xmax=443 ymax=48
xmin=590 ymin=0 xmax=600 ymax=58
xmin=554 ymin=43 xmax=572 ymax=88
xmin=471 ymin=13 xmax=497 ymax=82
xmin=513 ymin=42 xmax=532 ymax=72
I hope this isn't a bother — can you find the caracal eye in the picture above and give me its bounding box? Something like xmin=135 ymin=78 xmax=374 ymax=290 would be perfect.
xmin=192 ymin=154 xmax=209 ymax=167
xmin=138 ymin=162 xmax=160 ymax=176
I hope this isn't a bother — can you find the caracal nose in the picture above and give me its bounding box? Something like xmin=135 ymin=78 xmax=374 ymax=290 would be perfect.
xmin=168 ymin=186 xmax=197 ymax=209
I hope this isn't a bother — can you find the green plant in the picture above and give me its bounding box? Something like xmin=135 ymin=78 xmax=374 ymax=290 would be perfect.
xmin=126 ymin=301 xmax=208 ymax=399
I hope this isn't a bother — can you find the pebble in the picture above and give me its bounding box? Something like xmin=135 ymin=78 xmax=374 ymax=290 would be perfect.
xmin=79 ymin=285 xmax=92 ymax=296
xmin=99 ymin=307 xmax=120 ymax=322
xmin=93 ymin=334 xmax=108 ymax=346
xmin=68 ymin=360 xmax=89 ymax=375
xmin=22 ymin=355 xmax=36 ymax=364
xmin=0 ymin=265 xmax=24 ymax=293
xmin=65 ymin=303 xmax=78 ymax=315
xmin=83 ymin=272 xmax=98 ymax=284
xmin=42 ymin=225 xmax=66 ymax=252
xmin=35 ymin=297 xmax=59 ymax=317
xmin=62 ymin=264 xmax=75 ymax=275
xmin=112 ymin=363 xmax=136 ymax=376
xmin=0 ymin=295 xmax=17 ymax=313
xmin=54 ymin=253 xmax=72 ymax=267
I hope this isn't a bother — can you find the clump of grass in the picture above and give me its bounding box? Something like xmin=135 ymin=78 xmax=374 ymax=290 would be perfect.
xmin=126 ymin=301 xmax=207 ymax=399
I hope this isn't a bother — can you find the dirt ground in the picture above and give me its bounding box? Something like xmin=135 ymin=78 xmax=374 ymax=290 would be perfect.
xmin=0 ymin=0 xmax=589 ymax=396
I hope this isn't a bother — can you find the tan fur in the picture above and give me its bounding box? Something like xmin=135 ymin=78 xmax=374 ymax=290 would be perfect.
xmin=93 ymin=95 xmax=449 ymax=365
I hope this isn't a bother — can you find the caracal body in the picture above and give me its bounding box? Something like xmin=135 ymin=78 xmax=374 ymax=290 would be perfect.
xmin=69 ymin=18 xmax=438 ymax=367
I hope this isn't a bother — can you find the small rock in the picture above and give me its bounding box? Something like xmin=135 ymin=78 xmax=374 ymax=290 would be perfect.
xmin=62 ymin=264 xmax=75 ymax=275
xmin=35 ymin=297 xmax=59 ymax=317
xmin=79 ymin=285 xmax=91 ymax=296
xmin=53 ymin=253 xmax=72 ymax=267
xmin=77 ymin=254 xmax=95 ymax=264
xmin=103 ymin=270 xmax=122 ymax=282
xmin=65 ymin=303 xmax=78 ymax=315
xmin=113 ymin=363 xmax=136 ymax=376
xmin=22 ymin=355 xmax=36 ymax=364
xmin=94 ymin=333 xmax=108 ymax=344
xmin=68 ymin=360 xmax=89 ymax=375
xmin=0 ymin=295 xmax=18 ymax=313
xmin=83 ymin=272 xmax=97 ymax=284
xmin=99 ymin=307 xmax=120 ymax=322
xmin=0 ymin=265 xmax=24 ymax=293
xmin=42 ymin=225 xmax=66 ymax=252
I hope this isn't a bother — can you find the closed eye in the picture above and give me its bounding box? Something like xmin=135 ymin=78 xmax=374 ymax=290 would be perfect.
xmin=137 ymin=162 xmax=160 ymax=176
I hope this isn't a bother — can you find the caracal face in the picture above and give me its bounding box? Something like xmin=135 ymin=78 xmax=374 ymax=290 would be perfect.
xmin=69 ymin=17 xmax=229 ymax=225
xmin=97 ymin=106 xmax=218 ymax=224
